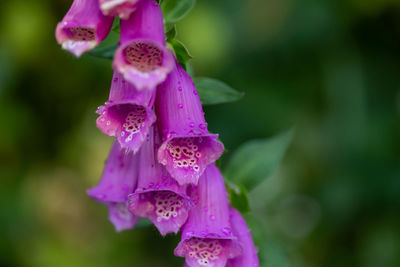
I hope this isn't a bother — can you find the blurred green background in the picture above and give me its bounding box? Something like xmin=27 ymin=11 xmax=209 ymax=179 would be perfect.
xmin=1 ymin=0 xmax=400 ymax=266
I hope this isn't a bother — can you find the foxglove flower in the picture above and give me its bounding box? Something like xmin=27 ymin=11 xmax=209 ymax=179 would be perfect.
xmin=128 ymin=126 xmax=192 ymax=235
xmin=113 ymin=0 xmax=174 ymax=90
xmin=226 ymin=208 xmax=259 ymax=267
xmin=175 ymin=164 xmax=241 ymax=267
xmin=156 ymin=61 xmax=224 ymax=185
xmin=87 ymin=141 xmax=139 ymax=231
xmin=97 ymin=71 xmax=156 ymax=152
xmin=99 ymin=0 xmax=141 ymax=19
xmin=56 ymin=0 xmax=113 ymax=57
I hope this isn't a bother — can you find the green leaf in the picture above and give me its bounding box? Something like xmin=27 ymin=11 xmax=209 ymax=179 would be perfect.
xmin=165 ymin=24 xmax=177 ymax=41
xmin=87 ymin=29 xmax=119 ymax=59
xmin=224 ymin=129 xmax=294 ymax=191
xmin=161 ymin=0 xmax=195 ymax=24
xmin=226 ymin=181 xmax=250 ymax=213
xmin=111 ymin=18 xmax=120 ymax=33
xmin=88 ymin=43 xmax=118 ymax=59
xmin=168 ymin=39 xmax=192 ymax=69
xmin=186 ymin=61 xmax=195 ymax=77
xmin=193 ymin=77 xmax=244 ymax=105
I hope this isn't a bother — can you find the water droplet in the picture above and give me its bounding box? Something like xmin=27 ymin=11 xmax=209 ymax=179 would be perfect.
xmin=222 ymin=227 xmax=231 ymax=235
xmin=203 ymin=207 xmax=208 ymax=212
xmin=178 ymin=86 xmax=182 ymax=91
xmin=209 ymin=215 xmax=216 ymax=221
xmin=149 ymin=182 xmax=154 ymax=187
xmin=98 ymin=194 xmax=106 ymax=199
xmin=189 ymin=123 xmax=195 ymax=128
xmin=178 ymin=104 xmax=183 ymax=109
xmin=193 ymin=90 xmax=198 ymax=95
xmin=199 ymin=123 xmax=206 ymax=130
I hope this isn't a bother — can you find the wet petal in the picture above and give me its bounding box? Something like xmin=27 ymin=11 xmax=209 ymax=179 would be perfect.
xmin=175 ymin=165 xmax=241 ymax=266
xmin=55 ymin=0 xmax=113 ymax=57
xmin=128 ymin=126 xmax=192 ymax=235
xmin=156 ymin=60 xmax=224 ymax=185
xmin=96 ymin=72 xmax=156 ymax=152
xmin=113 ymin=0 xmax=174 ymax=90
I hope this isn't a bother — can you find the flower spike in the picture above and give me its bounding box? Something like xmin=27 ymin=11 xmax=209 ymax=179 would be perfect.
xmin=156 ymin=60 xmax=224 ymax=185
xmin=175 ymin=164 xmax=241 ymax=267
xmin=87 ymin=141 xmax=139 ymax=231
xmin=96 ymin=71 xmax=156 ymax=153
xmin=56 ymin=0 xmax=113 ymax=57
xmin=113 ymin=0 xmax=174 ymax=90
xmin=128 ymin=126 xmax=192 ymax=235
xmin=226 ymin=208 xmax=259 ymax=267
xmin=99 ymin=0 xmax=141 ymax=19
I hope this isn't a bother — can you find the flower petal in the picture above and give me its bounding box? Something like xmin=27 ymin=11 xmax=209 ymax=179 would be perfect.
xmin=55 ymin=0 xmax=113 ymax=57
xmin=87 ymin=141 xmax=139 ymax=231
xmin=226 ymin=208 xmax=259 ymax=267
xmin=128 ymin=126 xmax=192 ymax=235
xmin=156 ymin=60 xmax=224 ymax=185
xmin=113 ymin=0 xmax=174 ymax=90
xmin=175 ymin=165 xmax=241 ymax=266
xmin=96 ymin=72 xmax=156 ymax=152
xmin=100 ymin=0 xmax=141 ymax=19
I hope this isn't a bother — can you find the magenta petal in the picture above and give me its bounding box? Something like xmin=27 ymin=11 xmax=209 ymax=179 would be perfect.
xmin=113 ymin=0 xmax=174 ymax=90
xmin=156 ymin=61 xmax=224 ymax=185
xmin=226 ymin=208 xmax=259 ymax=267
xmin=108 ymin=202 xmax=139 ymax=232
xmin=87 ymin=141 xmax=139 ymax=231
xmin=96 ymin=72 xmax=156 ymax=152
xmin=174 ymin=165 xmax=241 ymax=267
xmin=55 ymin=0 xmax=113 ymax=57
xmin=99 ymin=0 xmax=141 ymax=19
xmin=128 ymin=126 xmax=192 ymax=235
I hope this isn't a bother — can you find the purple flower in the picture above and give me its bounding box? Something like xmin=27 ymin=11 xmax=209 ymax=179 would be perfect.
xmin=113 ymin=0 xmax=174 ymax=90
xmin=99 ymin=0 xmax=141 ymax=19
xmin=87 ymin=141 xmax=139 ymax=232
xmin=156 ymin=61 xmax=224 ymax=185
xmin=175 ymin=164 xmax=241 ymax=267
xmin=55 ymin=0 xmax=113 ymax=57
xmin=226 ymin=208 xmax=259 ymax=267
xmin=127 ymin=126 xmax=192 ymax=235
xmin=96 ymin=71 xmax=156 ymax=153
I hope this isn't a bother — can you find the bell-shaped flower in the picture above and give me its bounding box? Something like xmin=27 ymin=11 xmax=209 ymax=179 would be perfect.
xmin=174 ymin=164 xmax=241 ymax=267
xmin=96 ymin=71 xmax=156 ymax=153
xmin=226 ymin=208 xmax=259 ymax=267
xmin=87 ymin=141 xmax=139 ymax=231
xmin=113 ymin=0 xmax=174 ymax=90
xmin=56 ymin=0 xmax=113 ymax=57
xmin=99 ymin=0 xmax=141 ymax=19
xmin=127 ymin=126 xmax=192 ymax=235
xmin=156 ymin=61 xmax=224 ymax=185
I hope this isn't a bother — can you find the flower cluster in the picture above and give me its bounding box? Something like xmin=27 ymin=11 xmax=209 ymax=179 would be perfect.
xmin=56 ymin=0 xmax=259 ymax=266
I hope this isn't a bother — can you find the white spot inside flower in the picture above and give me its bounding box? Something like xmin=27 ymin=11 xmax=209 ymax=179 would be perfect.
xmin=167 ymin=138 xmax=203 ymax=172
xmin=154 ymin=191 xmax=184 ymax=222
xmin=186 ymin=238 xmax=222 ymax=266
xmin=122 ymin=106 xmax=146 ymax=143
